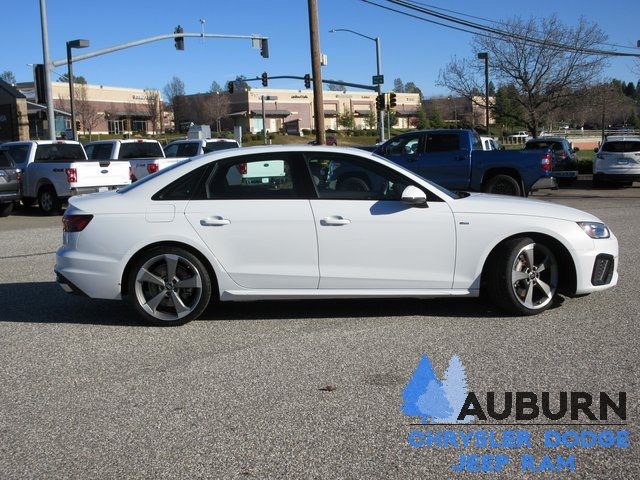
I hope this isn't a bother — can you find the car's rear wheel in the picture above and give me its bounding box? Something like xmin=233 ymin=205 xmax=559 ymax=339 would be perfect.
xmin=487 ymin=237 xmax=559 ymax=315
xmin=0 ymin=202 xmax=13 ymax=217
xmin=127 ymin=247 xmax=212 ymax=326
xmin=38 ymin=186 xmax=61 ymax=215
xmin=482 ymin=174 xmax=522 ymax=196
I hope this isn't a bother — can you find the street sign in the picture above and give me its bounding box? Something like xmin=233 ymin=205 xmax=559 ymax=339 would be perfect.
xmin=372 ymin=75 xmax=384 ymax=85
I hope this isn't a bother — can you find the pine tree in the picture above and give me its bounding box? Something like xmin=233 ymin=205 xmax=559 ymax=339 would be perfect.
xmin=441 ymin=355 xmax=472 ymax=423
xmin=401 ymin=354 xmax=438 ymax=417
xmin=417 ymin=380 xmax=452 ymax=424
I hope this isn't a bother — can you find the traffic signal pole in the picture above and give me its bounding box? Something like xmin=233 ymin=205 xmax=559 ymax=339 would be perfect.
xmin=374 ymin=37 xmax=385 ymax=142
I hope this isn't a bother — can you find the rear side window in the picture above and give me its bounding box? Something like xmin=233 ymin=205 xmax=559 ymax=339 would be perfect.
xmin=34 ymin=144 xmax=86 ymax=162
xmin=4 ymin=145 xmax=30 ymax=164
xmin=602 ymin=141 xmax=640 ymax=153
xmin=152 ymin=165 xmax=209 ymax=200
xmin=203 ymin=141 xmax=239 ymax=153
xmin=118 ymin=142 xmax=164 ymax=159
xmin=85 ymin=143 xmax=113 ymax=160
xmin=425 ymin=133 xmax=460 ymax=153
xmin=0 ymin=150 xmax=16 ymax=168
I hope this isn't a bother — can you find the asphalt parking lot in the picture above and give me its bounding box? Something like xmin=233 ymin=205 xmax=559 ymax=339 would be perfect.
xmin=0 ymin=183 xmax=638 ymax=479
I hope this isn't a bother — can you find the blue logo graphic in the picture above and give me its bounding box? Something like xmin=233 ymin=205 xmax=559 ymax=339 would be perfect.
xmin=402 ymin=354 xmax=472 ymax=424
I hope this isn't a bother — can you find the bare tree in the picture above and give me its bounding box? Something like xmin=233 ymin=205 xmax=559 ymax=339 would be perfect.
xmin=202 ymin=92 xmax=230 ymax=132
xmin=438 ymin=15 xmax=607 ymax=136
xmin=163 ymin=76 xmax=186 ymax=127
xmin=0 ymin=70 xmax=16 ymax=84
xmin=74 ymin=84 xmax=102 ymax=141
xmin=144 ymin=88 xmax=162 ymax=135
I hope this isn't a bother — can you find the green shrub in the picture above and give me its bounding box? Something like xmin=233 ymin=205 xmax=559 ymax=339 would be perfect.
xmin=302 ymin=129 xmax=311 ymax=136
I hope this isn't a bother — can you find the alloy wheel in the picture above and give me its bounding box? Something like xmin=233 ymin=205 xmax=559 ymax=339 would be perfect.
xmin=511 ymin=243 xmax=558 ymax=310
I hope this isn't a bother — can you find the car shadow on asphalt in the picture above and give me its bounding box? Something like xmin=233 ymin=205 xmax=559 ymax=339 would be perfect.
xmin=0 ymin=281 xmax=524 ymax=326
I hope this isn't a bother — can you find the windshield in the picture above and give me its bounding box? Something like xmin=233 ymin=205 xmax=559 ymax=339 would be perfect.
xmin=204 ymin=141 xmax=239 ymax=153
xmin=118 ymin=142 xmax=164 ymax=159
xmin=602 ymin=141 xmax=640 ymax=153
xmin=525 ymin=141 xmax=563 ymax=151
xmin=117 ymin=159 xmax=191 ymax=193
xmin=35 ymin=144 xmax=86 ymax=162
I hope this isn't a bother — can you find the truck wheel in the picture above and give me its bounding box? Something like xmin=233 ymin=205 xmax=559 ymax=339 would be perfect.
xmin=486 ymin=237 xmax=558 ymax=316
xmin=0 ymin=202 xmax=13 ymax=217
xmin=483 ymin=175 xmax=522 ymax=196
xmin=38 ymin=186 xmax=62 ymax=215
xmin=127 ymin=246 xmax=213 ymax=326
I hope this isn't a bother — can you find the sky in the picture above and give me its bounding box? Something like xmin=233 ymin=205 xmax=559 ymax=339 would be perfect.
xmin=3 ymin=0 xmax=640 ymax=99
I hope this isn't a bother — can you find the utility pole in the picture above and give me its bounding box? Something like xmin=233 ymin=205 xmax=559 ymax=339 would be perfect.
xmin=39 ymin=0 xmax=55 ymax=140
xmin=478 ymin=52 xmax=490 ymax=136
xmin=307 ymin=0 xmax=325 ymax=145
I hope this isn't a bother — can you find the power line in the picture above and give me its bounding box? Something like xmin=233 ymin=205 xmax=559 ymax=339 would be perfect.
xmin=408 ymin=0 xmax=640 ymax=51
xmin=360 ymin=0 xmax=640 ymax=58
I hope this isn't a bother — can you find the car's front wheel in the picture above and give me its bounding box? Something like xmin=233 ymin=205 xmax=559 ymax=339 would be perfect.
xmin=127 ymin=247 xmax=213 ymax=326
xmin=486 ymin=237 xmax=559 ymax=315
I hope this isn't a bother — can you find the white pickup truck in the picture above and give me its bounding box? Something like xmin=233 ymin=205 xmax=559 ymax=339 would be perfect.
xmin=0 ymin=140 xmax=130 ymax=215
xmin=163 ymin=138 xmax=240 ymax=158
xmin=84 ymin=139 xmax=182 ymax=181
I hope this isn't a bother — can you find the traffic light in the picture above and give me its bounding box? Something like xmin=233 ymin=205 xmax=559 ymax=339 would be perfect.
xmin=388 ymin=92 xmax=397 ymax=110
xmin=260 ymin=38 xmax=269 ymax=58
xmin=375 ymin=93 xmax=385 ymax=111
xmin=227 ymin=81 xmax=235 ymax=94
xmin=304 ymin=74 xmax=311 ymax=89
xmin=261 ymin=72 xmax=268 ymax=87
xmin=75 ymin=120 xmax=81 ymax=130
xmin=174 ymin=25 xmax=184 ymax=50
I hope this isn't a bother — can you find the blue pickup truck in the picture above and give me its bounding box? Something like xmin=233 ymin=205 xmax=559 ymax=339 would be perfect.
xmin=368 ymin=129 xmax=555 ymax=196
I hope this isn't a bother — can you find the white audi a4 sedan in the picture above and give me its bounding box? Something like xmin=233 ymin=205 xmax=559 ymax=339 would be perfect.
xmin=55 ymin=146 xmax=618 ymax=325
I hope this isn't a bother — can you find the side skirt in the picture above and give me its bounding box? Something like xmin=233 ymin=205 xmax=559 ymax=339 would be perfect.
xmin=220 ymin=289 xmax=478 ymax=302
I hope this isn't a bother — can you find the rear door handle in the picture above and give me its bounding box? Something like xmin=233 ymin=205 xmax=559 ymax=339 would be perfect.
xmin=200 ymin=216 xmax=230 ymax=226
xmin=321 ymin=216 xmax=351 ymax=226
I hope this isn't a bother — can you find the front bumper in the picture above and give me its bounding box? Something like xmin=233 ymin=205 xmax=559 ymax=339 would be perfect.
xmin=573 ymin=235 xmax=619 ymax=295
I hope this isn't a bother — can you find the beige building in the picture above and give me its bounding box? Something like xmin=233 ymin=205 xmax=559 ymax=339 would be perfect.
xmin=17 ymin=81 xmax=163 ymax=136
xmin=181 ymin=88 xmax=421 ymax=135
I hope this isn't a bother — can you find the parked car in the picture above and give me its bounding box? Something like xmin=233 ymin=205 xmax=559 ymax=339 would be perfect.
xmin=163 ymin=139 xmax=240 ymax=158
xmin=593 ymin=136 xmax=640 ymax=187
xmin=0 ymin=149 xmax=21 ymax=217
xmin=524 ymin=137 xmax=578 ymax=184
xmin=509 ymin=131 xmax=532 ymax=142
xmin=84 ymin=139 xmax=181 ymax=181
xmin=0 ymin=140 xmax=130 ymax=215
xmin=372 ymin=129 xmax=555 ymax=196
xmin=480 ymin=136 xmax=501 ymax=151
xmin=308 ymin=135 xmax=338 ymax=146
xmin=55 ymin=145 xmax=618 ymax=325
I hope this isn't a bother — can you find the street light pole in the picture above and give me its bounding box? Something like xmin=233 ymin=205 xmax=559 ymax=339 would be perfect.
xmin=66 ymin=39 xmax=89 ymax=141
xmin=477 ymin=52 xmax=490 ymax=136
xmin=330 ymin=28 xmax=384 ymax=142
xmin=38 ymin=0 xmax=56 ymax=140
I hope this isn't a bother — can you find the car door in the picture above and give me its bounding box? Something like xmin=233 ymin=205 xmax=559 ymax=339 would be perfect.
xmin=414 ymin=132 xmax=472 ymax=190
xmin=308 ymin=152 xmax=456 ymax=289
xmin=184 ymin=152 xmax=319 ymax=289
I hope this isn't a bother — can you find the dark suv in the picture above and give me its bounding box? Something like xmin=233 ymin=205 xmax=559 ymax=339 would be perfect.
xmin=0 ymin=148 xmax=21 ymax=217
xmin=524 ymin=137 xmax=578 ymax=184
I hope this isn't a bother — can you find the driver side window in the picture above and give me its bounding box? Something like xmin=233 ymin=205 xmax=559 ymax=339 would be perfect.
xmin=306 ymin=154 xmax=413 ymax=201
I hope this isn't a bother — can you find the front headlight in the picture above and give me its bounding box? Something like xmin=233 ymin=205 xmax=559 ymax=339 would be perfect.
xmin=578 ymin=222 xmax=610 ymax=239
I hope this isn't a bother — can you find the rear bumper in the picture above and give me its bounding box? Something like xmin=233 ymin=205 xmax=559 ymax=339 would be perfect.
xmin=551 ymin=170 xmax=578 ymax=179
xmin=594 ymin=172 xmax=640 ymax=183
xmin=68 ymin=185 xmax=126 ymax=196
xmin=531 ymin=176 xmax=557 ymax=190
xmin=55 ymin=246 xmax=124 ymax=299
xmin=0 ymin=190 xmax=20 ymax=202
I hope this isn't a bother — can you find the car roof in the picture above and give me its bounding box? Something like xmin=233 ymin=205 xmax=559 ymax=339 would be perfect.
xmin=2 ymin=140 xmax=82 ymax=146
xmin=527 ymin=137 xmax=567 ymax=142
xmin=604 ymin=136 xmax=640 ymax=142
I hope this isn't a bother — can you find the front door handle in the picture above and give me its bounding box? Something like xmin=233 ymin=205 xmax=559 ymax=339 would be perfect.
xmin=200 ymin=216 xmax=230 ymax=226
xmin=321 ymin=216 xmax=351 ymax=226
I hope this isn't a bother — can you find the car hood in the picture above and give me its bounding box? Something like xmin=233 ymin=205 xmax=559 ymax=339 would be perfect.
xmin=450 ymin=193 xmax=602 ymax=223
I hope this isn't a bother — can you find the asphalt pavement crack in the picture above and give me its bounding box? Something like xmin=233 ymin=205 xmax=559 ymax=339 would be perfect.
xmin=0 ymin=251 xmax=56 ymax=260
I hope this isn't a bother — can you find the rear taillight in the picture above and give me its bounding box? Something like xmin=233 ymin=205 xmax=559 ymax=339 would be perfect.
xmin=236 ymin=163 xmax=247 ymax=175
xmin=65 ymin=167 xmax=77 ymax=183
xmin=541 ymin=152 xmax=552 ymax=172
xmin=62 ymin=214 xmax=93 ymax=232
xmin=147 ymin=163 xmax=159 ymax=174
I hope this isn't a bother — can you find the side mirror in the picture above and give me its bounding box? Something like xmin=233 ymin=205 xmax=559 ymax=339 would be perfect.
xmin=401 ymin=185 xmax=427 ymax=206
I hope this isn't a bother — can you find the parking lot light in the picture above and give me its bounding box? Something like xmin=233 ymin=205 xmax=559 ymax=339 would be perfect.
xmin=66 ymin=39 xmax=90 ymax=141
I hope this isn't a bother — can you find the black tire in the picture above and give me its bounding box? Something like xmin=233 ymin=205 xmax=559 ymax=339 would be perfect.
xmin=127 ymin=246 xmax=213 ymax=326
xmin=482 ymin=174 xmax=522 ymax=196
xmin=486 ymin=236 xmax=559 ymax=316
xmin=38 ymin=186 xmax=62 ymax=215
xmin=338 ymin=176 xmax=370 ymax=192
xmin=0 ymin=202 xmax=13 ymax=217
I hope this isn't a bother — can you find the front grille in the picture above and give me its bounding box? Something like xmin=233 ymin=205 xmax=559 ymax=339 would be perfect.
xmin=591 ymin=254 xmax=614 ymax=286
